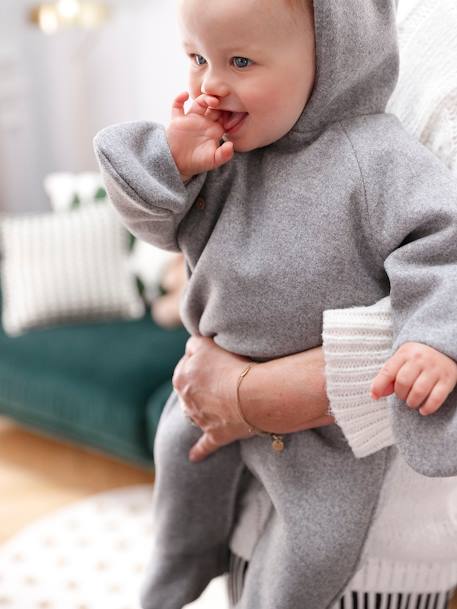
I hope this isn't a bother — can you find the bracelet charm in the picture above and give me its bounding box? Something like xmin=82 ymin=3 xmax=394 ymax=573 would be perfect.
xmin=236 ymin=364 xmax=285 ymax=454
xmin=271 ymin=434 xmax=285 ymax=453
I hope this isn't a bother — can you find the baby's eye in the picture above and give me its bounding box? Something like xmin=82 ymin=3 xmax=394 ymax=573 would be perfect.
xmin=232 ymin=57 xmax=253 ymax=69
xmin=192 ymin=54 xmax=207 ymax=66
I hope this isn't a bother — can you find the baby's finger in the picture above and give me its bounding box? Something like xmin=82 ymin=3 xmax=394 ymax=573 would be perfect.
xmin=213 ymin=141 xmax=235 ymax=169
xmin=189 ymin=433 xmax=221 ymax=462
xmin=205 ymin=107 xmax=223 ymax=122
xmin=394 ymin=362 xmax=422 ymax=402
xmin=405 ymin=372 xmax=435 ymax=409
xmin=371 ymin=380 xmax=395 ymax=399
xmin=188 ymin=94 xmax=221 ymax=117
xmin=171 ymin=91 xmax=190 ymax=120
xmin=370 ymin=351 xmax=407 ymax=399
xmin=419 ymin=381 xmax=451 ymax=416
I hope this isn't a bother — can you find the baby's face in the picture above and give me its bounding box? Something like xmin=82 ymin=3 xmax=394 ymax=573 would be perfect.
xmin=178 ymin=0 xmax=315 ymax=152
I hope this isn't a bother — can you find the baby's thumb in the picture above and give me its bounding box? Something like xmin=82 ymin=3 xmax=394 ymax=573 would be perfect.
xmin=213 ymin=141 xmax=234 ymax=170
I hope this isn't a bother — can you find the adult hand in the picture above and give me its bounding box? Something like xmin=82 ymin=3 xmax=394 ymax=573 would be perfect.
xmin=173 ymin=336 xmax=334 ymax=462
xmin=173 ymin=336 xmax=254 ymax=462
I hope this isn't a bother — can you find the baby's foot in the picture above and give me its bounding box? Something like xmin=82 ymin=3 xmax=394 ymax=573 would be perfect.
xmin=140 ymin=545 xmax=228 ymax=609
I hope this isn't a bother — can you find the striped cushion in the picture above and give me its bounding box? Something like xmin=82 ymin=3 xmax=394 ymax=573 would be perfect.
xmin=0 ymin=203 xmax=144 ymax=336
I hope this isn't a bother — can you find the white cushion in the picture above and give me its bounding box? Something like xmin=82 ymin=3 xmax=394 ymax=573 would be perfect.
xmin=389 ymin=0 xmax=457 ymax=172
xmin=0 ymin=203 xmax=144 ymax=336
xmin=43 ymin=172 xmax=106 ymax=212
xmin=128 ymin=239 xmax=179 ymax=303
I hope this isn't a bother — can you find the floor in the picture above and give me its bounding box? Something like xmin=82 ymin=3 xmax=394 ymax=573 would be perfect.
xmin=0 ymin=416 xmax=154 ymax=544
xmin=1 ymin=416 xmax=456 ymax=609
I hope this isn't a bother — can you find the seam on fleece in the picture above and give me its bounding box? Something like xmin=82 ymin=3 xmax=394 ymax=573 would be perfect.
xmin=338 ymin=120 xmax=388 ymax=268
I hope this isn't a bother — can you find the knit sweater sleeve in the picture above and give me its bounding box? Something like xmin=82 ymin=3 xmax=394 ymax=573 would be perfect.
xmin=323 ymin=297 xmax=395 ymax=458
xmin=93 ymin=121 xmax=207 ymax=252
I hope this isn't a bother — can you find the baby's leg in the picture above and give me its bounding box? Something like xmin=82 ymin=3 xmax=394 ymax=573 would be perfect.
xmin=237 ymin=426 xmax=389 ymax=609
xmin=140 ymin=390 xmax=245 ymax=609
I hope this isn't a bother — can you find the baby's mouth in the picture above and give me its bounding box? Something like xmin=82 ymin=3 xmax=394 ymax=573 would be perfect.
xmin=220 ymin=111 xmax=248 ymax=133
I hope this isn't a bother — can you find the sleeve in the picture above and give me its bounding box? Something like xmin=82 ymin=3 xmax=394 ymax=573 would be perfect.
xmin=360 ymin=128 xmax=457 ymax=477
xmin=323 ymin=297 xmax=395 ymax=458
xmin=93 ymin=121 xmax=207 ymax=252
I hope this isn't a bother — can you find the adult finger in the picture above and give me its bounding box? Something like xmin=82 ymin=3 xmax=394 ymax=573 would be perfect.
xmin=171 ymin=92 xmax=189 ymax=120
xmin=185 ymin=335 xmax=213 ymax=357
xmin=370 ymin=351 xmax=408 ymax=399
xmin=189 ymin=433 xmax=221 ymax=462
xmin=181 ymin=404 xmax=198 ymax=426
xmin=185 ymin=336 xmax=200 ymax=356
xmin=172 ymin=355 xmax=188 ymax=391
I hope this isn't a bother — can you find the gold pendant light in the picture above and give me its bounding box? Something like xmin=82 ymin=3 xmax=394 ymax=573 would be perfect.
xmin=28 ymin=0 xmax=110 ymax=34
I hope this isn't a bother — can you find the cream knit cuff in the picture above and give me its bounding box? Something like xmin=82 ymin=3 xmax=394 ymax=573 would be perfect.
xmin=322 ymin=297 xmax=395 ymax=458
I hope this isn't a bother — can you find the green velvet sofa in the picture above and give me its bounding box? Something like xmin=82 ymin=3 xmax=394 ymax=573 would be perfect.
xmin=0 ymin=292 xmax=188 ymax=468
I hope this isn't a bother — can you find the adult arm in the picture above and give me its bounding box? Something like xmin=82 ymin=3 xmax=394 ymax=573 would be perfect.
xmin=238 ymin=346 xmax=333 ymax=433
xmin=93 ymin=122 xmax=206 ymax=251
xmin=244 ymin=297 xmax=397 ymax=457
xmin=177 ymin=312 xmax=398 ymax=462
xmin=174 ymin=337 xmax=334 ymax=462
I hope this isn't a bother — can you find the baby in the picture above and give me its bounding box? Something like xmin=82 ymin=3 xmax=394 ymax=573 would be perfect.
xmin=94 ymin=0 xmax=457 ymax=608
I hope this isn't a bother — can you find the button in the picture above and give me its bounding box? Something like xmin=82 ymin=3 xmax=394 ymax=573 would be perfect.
xmin=196 ymin=197 xmax=206 ymax=210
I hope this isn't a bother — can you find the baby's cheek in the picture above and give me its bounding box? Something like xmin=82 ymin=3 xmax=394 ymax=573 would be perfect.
xmin=263 ymin=88 xmax=294 ymax=114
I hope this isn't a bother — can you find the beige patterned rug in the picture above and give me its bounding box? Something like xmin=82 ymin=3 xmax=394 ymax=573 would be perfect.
xmin=0 ymin=484 xmax=229 ymax=609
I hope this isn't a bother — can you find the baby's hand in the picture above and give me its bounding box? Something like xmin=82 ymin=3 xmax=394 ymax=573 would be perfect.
xmin=370 ymin=342 xmax=457 ymax=415
xmin=166 ymin=92 xmax=234 ymax=182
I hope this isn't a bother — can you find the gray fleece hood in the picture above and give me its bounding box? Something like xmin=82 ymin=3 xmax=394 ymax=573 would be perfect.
xmin=293 ymin=0 xmax=399 ymax=137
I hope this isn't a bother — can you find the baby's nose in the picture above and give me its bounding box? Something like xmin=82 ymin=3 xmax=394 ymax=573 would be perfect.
xmin=201 ymin=78 xmax=229 ymax=99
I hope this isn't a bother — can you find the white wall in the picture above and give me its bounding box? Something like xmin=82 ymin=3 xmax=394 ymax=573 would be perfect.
xmin=0 ymin=2 xmax=43 ymax=213
xmin=0 ymin=0 xmax=187 ymax=214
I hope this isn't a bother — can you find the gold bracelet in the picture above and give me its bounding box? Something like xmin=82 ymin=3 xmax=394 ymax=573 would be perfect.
xmin=236 ymin=364 xmax=285 ymax=453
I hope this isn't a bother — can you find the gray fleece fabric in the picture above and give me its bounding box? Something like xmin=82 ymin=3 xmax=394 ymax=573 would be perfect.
xmin=94 ymin=1 xmax=457 ymax=607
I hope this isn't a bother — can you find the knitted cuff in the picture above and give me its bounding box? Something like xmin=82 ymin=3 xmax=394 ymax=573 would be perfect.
xmin=322 ymin=297 xmax=395 ymax=458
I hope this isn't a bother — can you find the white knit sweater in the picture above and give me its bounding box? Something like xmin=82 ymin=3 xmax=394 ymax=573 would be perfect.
xmin=324 ymin=299 xmax=457 ymax=598
xmin=388 ymin=0 xmax=457 ymax=173
xmin=325 ymin=0 xmax=457 ymax=595
xmin=230 ymin=0 xmax=457 ymax=598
